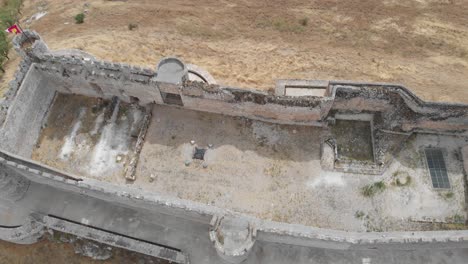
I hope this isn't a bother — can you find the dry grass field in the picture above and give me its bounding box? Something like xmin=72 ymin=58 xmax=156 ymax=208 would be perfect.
xmin=0 ymin=0 xmax=468 ymax=263
xmin=1 ymin=0 xmax=468 ymax=102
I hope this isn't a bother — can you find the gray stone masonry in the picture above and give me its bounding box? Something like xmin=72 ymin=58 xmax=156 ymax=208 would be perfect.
xmin=0 ymin=30 xmax=468 ymax=264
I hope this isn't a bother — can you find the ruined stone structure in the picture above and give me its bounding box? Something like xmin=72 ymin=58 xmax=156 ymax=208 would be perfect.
xmin=0 ymin=31 xmax=467 ymax=263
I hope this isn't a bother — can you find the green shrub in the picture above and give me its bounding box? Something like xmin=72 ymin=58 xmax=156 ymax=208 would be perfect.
xmin=299 ymin=17 xmax=309 ymax=26
xmin=128 ymin=23 xmax=138 ymax=30
xmin=256 ymin=17 xmax=305 ymax=34
xmin=355 ymin=210 xmax=365 ymax=219
xmin=361 ymin=181 xmax=386 ymax=197
xmin=443 ymin=192 xmax=454 ymax=199
xmin=75 ymin=13 xmax=85 ymax=24
xmin=453 ymin=214 xmax=464 ymax=224
xmin=0 ymin=13 xmax=15 ymax=28
xmin=0 ymin=0 xmax=23 ymax=75
xmin=0 ymin=31 xmax=9 ymax=72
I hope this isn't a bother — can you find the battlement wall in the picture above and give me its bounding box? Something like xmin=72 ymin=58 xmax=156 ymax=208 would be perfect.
xmin=1 ymin=148 xmax=468 ymax=263
xmin=1 ymin=31 xmax=468 ymax=263
xmin=1 ymin=30 xmax=467 ymax=133
xmin=33 ymin=55 xmax=329 ymax=126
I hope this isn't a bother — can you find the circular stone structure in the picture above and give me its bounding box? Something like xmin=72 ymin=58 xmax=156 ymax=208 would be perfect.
xmin=209 ymin=216 xmax=256 ymax=264
xmin=187 ymin=63 xmax=217 ymax=84
xmin=155 ymin=57 xmax=188 ymax=84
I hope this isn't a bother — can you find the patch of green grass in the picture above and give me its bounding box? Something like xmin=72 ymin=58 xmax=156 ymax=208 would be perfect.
xmin=51 ymin=230 xmax=62 ymax=242
xmin=299 ymin=17 xmax=309 ymax=26
xmin=331 ymin=120 xmax=374 ymax=162
xmin=355 ymin=210 xmax=365 ymax=219
xmin=256 ymin=17 xmax=307 ymax=34
xmin=443 ymin=191 xmax=454 ymax=199
xmin=119 ymin=105 xmax=129 ymax=116
xmin=128 ymin=23 xmax=138 ymax=31
xmin=75 ymin=13 xmax=85 ymax=24
xmin=361 ymin=181 xmax=386 ymax=197
xmin=440 ymin=223 xmax=466 ymax=230
xmin=176 ymin=23 xmax=228 ymax=39
xmin=452 ymin=214 xmax=464 ymax=224
xmin=0 ymin=0 xmax=22 ymax=74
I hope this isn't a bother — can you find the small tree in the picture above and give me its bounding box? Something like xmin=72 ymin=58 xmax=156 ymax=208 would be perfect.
xmin=0 ymin=54 xmax=5 ymax=73
xmin=0 ymin=10 xmax=16 ymax=28
xmin=75 ymin=13 xmax=85 ymax=24
xmin=299 ymin=17 xmax=309 ymax=26
xmin=0 ymin=31 xmax=9 ymax=53
xmin=128 ymin=23 xmax=138 ymax=31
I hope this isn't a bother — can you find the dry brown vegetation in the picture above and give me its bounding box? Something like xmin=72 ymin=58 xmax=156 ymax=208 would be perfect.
xmin=0 ymin=239 xmax=169 ymax=264
xmin=0 ymin=0 xmax=467 ymax=102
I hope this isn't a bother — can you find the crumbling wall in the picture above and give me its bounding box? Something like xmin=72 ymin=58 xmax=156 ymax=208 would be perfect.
xmin=31 ymin=54 xmax=329 ymax=125
xmin=7 ymin=31 xmax=467 ymax=132
xmin=33 ymin=54 xmax=160 ymax=105
xmin=0 ymin=215 xmax=44 ymax=244
xmin=181 ymin=96 xmax=323 ymax=125
xmin=330 ymin=83 xmax=468 ymax=134
xmin=4 ymin=31 xmax=468 ymax=134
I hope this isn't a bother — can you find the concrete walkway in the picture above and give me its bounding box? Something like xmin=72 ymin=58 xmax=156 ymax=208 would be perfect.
xmin=1 ymin=181 xmax=468 ymax=264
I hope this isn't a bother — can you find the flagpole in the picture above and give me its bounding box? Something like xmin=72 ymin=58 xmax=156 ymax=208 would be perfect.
xmin=15 ymin=23 xmax=31 ymax=42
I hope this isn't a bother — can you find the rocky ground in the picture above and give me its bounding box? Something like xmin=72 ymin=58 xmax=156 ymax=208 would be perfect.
xmin=0 ymin=230 xmax=169 ymax=264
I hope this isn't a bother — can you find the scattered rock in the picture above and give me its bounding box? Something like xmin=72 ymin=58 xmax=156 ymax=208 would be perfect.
xmin=149 ymin=173 xmax=156 ymax=182
xmin=74 ymin=240 xmax=113 ymax=261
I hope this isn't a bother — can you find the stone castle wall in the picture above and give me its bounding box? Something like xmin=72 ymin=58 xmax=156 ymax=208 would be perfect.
xmin=1 ymin=148 xmax=468 ymax=263
xmin=0 ymin=31 xmax=468 ymax=263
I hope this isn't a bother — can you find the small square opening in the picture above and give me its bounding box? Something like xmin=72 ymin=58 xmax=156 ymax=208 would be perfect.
xmin=193 ymin=147 xmax=206 ymax=160
xmin=161 ymin=92 xmax=183 ymax=106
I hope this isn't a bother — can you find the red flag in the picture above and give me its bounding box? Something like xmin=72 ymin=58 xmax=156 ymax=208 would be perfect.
xmin=5 ymin=24 xmax=22 ymax=34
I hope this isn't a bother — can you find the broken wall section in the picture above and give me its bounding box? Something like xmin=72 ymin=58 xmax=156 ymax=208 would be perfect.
xmin=180 ymin=81 xmax=332 ymax=125
xmin=331 ymin=83 xmax=468 ymax=134
xmin=323 ymin=82 xmax=468 ymax=174
xmin=33 ymin=54 xmax=331 ymax=126
xmin=4 ymin=30 xmax=331 ymax=127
